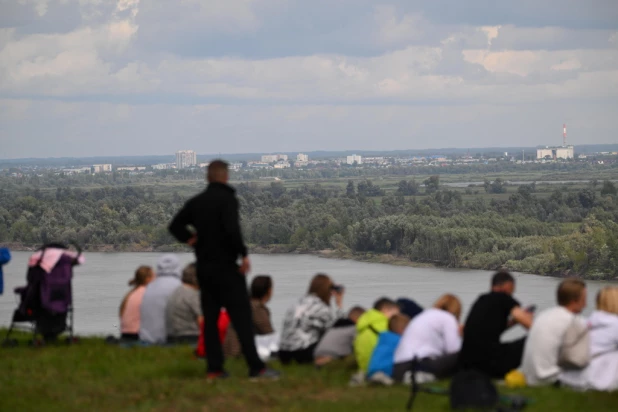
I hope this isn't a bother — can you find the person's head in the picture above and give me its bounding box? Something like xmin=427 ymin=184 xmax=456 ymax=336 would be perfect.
xmin=389 ymin=314 xmax=411 ymax=335
xmin=250 ymin=275 xmax=273 ymax=303
xmin=181 ymin=263 xmax=199 ymax=288
xmin=308 ymin=273 xmax=334 ymax=305
xmin=397 ymin=298 xmax=424 ymax=319
xmin=207 ymin=160 xmax=229 ymax=184
xmin=347 ymin=306 xmax=366 ymax=323
xmin=491 ymin=270 xmax=516 ymax=295
xmin=373 ymin=297 xmax=400 ymax=318
xmin=433 ymin=294 xmax=462 ymax=321
xmin=156 ymin=254 xmax=182 ymax=278
xmin=557 ymin=278 xmax=587 ymax=314
xmin=596 ymin=287 xmax=618 ymax=315
xmin=129 ymin=266 xmax=154 ymax=287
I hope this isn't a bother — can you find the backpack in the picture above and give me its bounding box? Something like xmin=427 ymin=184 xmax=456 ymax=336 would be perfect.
xmin=449 ymin=369 xmax=498 ymax=410
xmin=558 ymin=317 xmax=590 ymax=370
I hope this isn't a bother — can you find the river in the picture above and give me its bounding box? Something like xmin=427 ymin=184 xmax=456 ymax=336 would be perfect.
xmin=0 ymin=252 xmax=613 ymax=341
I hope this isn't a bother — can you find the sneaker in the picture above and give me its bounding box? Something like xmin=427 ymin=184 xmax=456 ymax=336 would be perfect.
xmin=348 ymin=371 xmax=366 ymax=387
xmin=206 ymin=371 xmax=230 ymax=382
xmin=368 ymin=372 xmax=394 ymax=386
xmin=249 ymin=368 xmax=281 ymax=382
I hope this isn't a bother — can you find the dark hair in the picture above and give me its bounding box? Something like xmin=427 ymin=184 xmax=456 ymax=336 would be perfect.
xmin=250 ymin=275 xmax=273 ymax=300
xmin=308 ymin=273 xmax=333 ymax=305
xmin=348 ymin=306 xmax=366 ymax=320
xmin=182 ymin=263 xmax=198 ymax=287
xmin=491 ymin=270 xmax=515 ymax=287
xmin=373 ymin=297 xmax=397 ymax=311
xmin=207 ymin=160 xmax=229 ymax=182
xmin=557 ymin=278 xmax=586 ymax=306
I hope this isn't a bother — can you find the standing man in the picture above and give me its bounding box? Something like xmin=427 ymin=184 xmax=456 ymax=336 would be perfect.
xmin=169 ymin=160 xmax=279 ymax=380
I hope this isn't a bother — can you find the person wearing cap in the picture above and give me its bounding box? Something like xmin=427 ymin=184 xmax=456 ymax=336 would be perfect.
xmin=169 ymin=160 xmax=280 ymax=380
xmin=119 ymin=266 xmax=155 ymax=341
xmin=166 ymin=263 xmax=204 ymax=344
xmin=139 ymin=254 xmax=182 ymax=344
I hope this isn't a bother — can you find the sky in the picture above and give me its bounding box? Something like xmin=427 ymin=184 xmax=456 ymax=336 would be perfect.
xmin=1 ymin=1 xmax=617 ymax=159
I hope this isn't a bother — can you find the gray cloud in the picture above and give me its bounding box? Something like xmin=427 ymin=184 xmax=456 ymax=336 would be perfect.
xmin=0 ymin=0 xmax=617 ymax=158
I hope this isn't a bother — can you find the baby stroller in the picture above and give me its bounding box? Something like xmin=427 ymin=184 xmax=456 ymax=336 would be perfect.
xmin=3 ymin=243 xmax=83 ymax=347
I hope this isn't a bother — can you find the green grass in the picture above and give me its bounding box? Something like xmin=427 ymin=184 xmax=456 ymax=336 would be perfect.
xmin=1 ymin=334 xmax=617 ymax=412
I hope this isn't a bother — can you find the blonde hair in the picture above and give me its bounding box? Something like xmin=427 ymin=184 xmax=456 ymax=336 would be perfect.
xmin=308 ymin=273 xmax=333 ymax=305
xmin=120 ymin=266 xmax=154 ymax=316
xmin=557 ymin=278 xmax=586 ymax=306
xmin=597 ymin=287 xmax=618 ymax=315
xmin=433 ymin=294 xmax=462 ymax=321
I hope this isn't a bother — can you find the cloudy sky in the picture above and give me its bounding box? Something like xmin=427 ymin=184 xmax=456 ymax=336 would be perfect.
xmin=1 ymin=0 xmax=617 ymax=158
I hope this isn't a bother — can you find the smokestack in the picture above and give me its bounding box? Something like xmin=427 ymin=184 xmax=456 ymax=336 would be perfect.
xmin=563 ymin=124 xmax=567 ymax=146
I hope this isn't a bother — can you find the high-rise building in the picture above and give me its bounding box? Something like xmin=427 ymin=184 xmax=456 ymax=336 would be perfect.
xmin=92 ymin=164 xmax=112 ymax=173
xmin=297 ymin=153 xmax=309 ymax=162
xmin=346 ymin=155 xmax=362 ymax=165
xmin=176 ymin=150 xmax=197 ymax=169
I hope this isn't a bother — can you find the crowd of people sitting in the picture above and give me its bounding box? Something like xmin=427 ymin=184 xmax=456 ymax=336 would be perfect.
xmin=117 ymin=253 xmax=618 ymax=392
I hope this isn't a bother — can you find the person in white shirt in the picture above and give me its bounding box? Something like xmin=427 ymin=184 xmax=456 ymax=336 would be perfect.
xmin=560 ymin=287 xmax=618 ymax=391
xmin=393 ymin=294 xmax=462 ymax=382
xmin=520 ymin=278 xmax=587 ymax=386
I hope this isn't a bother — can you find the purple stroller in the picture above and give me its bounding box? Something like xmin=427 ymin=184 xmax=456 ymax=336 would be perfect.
xmin=3 ymin=243 xmax=82 ymax=347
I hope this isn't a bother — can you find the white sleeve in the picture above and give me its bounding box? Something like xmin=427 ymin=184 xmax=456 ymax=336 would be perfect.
xmin=443 ymin=316 xmax=462 ymax=354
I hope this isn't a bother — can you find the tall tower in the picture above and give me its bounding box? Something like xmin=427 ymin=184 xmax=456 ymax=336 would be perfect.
xmin=563 ymin=124 xmax=567 ymax=146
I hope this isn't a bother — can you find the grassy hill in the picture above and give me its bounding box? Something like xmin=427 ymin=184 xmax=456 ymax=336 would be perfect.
xmin=1 ymin=334 xmax=617 ymax=411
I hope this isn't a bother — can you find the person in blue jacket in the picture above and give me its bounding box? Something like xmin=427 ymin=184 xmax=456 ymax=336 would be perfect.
xmin=367 ymin=313 xmax=411 ymax=382
xmin=0 ymin=248 xmax=11 ymax=295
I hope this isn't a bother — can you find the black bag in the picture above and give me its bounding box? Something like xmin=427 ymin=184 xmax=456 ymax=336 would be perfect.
xmin=449 ymin=369 xmax=498 ymax=410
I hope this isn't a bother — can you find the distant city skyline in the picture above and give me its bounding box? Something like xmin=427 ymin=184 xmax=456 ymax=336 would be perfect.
xmin=1 ymin=1 xmax=617 ymax=159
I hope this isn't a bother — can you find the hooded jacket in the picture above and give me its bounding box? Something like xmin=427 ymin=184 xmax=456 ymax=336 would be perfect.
xmin=139 ymin=254 xmax=182 ymax=343
xmin=354 ymin=309 xmax=389 ymax=372
xmin=560 ymin=310 xmax=618 ymax=391
xmin=313 ymin=318 xmax=357 ymax=358
xmin=368 ymin=331 xmax=401 ymax=377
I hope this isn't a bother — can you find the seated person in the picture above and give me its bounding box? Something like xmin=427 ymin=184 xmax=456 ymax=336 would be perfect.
xmin=521 ymin=279 xmax=587 ymax=386
xmin=393 ymin=294 xmax=463 ymax=382
xmin=354 ymin=297 xmax=400 ymax=374
xmin=279 ymin=274 xmax=345 ymax=364
xmin=559 ymin=286 xmax=618 ymax=391
xmin=397 ymin=298 xmax=423 ymax=320
xmin=224 ymin=275 xmax=275 ymax=358
xmin=368 ymin=314 xmax=411 ymax=382
xmin=314 ymin=306 xmax=366 ymax=366
xmin=166 ymin=263 xmax=203 ymax=344
xmin=119 ymin=266 xmax=155 ymax=341
xmin=458 ymin=270 xmax=534 ymax=379
xmin=139 ymin=254 xmax=182 ymax=344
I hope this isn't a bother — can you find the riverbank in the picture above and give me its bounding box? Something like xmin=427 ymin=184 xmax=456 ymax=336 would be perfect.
xmin=1 ymin=334 xmax=617 ymax=412
xmin=3 ymin=243 xmax=616 ymax=281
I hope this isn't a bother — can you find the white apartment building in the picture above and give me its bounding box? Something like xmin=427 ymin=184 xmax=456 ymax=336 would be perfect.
xmin=274 ymin=162 xmax=290 ymax=169
xmin=297 ymin=153 xmax=309 ymax=162
xmin=346 ymin=155 xmax=362 ymax=165
xmin=62 ymin=167 xmax=92 ymax=175
xmin=176 ymin=150 xmax=197 ymax=169
xmin=92 ymin=164 xmax=112 ymax=173
xmin=261 ymin=154 xmax=288 ymax=163
xmin=117 ymin=166 xmax=146 ymax=171
xmin=537 ymin=146 xmax=575 ymax=160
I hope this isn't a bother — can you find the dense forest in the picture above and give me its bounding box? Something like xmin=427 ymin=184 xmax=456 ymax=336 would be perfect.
xmin=0 ymin=174 xmax=617 ymax=279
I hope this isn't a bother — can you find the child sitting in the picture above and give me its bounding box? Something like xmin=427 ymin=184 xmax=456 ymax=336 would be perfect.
xmin=367 ymin=314 xmax=411 ymax=385
xmin=354 ymin=297 xmax=400 ymax=374
xmin=314 ymin=306 xmax=366 ymax=366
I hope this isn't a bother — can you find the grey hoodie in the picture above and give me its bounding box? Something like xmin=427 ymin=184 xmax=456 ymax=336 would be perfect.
xmin=313 ymin=318 xmax=357 ymax=358
xmin=139 ymin=254 xmax=182 ymax=343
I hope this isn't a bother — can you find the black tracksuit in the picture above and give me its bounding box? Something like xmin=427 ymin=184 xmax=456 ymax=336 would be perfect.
xmin=169 ymin=182 xmax=264 ymax=375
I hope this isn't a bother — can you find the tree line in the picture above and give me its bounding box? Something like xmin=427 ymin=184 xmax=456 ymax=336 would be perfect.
xmin=0 ymin=177 xmax=617 ymax=279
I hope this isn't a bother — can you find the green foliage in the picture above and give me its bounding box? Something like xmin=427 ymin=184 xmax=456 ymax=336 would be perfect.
xmin=1 ymin=172 xmax=617 ymax=278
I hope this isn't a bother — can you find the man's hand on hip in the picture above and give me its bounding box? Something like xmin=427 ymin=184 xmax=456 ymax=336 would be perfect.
xmin=239 ymin=256 xmax=251 ymax=276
